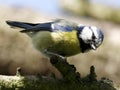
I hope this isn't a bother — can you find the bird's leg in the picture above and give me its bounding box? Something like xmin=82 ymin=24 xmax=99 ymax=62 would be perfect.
xmin=44 ymin=49 xmax=67 ymax=62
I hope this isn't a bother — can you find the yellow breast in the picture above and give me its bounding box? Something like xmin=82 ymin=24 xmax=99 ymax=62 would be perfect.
xmin=32 ymin=31 xmax=81 ymax=56
xmin=50 ymin=31 xmax=81 ymax=56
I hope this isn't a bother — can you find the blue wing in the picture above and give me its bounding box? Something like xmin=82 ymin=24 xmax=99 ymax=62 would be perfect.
xmin=6 ymin=19 xmax=77 ymax=33
xmin=51 ymin=19 xmax=76 ymax=32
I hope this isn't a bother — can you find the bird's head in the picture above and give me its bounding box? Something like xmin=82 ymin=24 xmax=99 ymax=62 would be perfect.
xmin=77 ymin=25 xmax=104 ymax=53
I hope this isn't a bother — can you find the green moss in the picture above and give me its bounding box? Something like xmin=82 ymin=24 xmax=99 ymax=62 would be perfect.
xmin=0 ymin=57 xmax=116 ymax=90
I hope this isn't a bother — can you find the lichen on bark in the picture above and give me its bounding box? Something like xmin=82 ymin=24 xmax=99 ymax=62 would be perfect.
xmin=0 ymin=57 xmax=116 ymax=90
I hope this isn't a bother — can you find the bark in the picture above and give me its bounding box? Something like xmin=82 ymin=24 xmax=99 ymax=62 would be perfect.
xmin=0 ymin=57 xmax=116 ymax=90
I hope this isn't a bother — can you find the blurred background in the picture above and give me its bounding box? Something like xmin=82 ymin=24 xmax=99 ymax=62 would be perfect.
xmin=0 ymin=0 xmax=120 ymax=87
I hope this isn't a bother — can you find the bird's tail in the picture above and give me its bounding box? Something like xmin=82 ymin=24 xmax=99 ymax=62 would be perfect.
xmin=6 ymin=21 xmax=38 ymax=29
xmin=6 ymin=20 xmax=52 ymax=33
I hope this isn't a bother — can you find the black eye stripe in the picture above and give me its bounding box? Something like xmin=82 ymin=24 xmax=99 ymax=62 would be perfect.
xmin=92 ymin=33 xmax=96 ymax=39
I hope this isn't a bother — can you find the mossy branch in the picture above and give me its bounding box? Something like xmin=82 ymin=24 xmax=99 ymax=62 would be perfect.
xmin=0 ymin=57 xmax=116 ymax=90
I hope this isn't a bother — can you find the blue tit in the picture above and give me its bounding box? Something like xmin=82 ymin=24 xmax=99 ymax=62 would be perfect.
xmin=6 ymin=19 xmax=104 ymax=58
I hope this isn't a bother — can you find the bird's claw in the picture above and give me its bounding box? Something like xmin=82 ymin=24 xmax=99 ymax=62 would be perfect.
xmin=44 ymin=49 xmax=67 ymax=62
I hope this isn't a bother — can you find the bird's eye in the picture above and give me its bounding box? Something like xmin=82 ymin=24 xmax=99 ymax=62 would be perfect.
xmin=92 ymin=34 xmax=96 ymax=40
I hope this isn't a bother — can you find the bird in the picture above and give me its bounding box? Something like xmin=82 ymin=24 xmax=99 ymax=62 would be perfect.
xmin=6 ymin=19 xmax=104 ymax=59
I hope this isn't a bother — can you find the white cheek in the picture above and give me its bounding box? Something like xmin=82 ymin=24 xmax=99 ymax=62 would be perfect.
xmin=79 ymin=27 xmax=92 ymax=41
xmin=91 ymin=26 xmax=99 ymax=38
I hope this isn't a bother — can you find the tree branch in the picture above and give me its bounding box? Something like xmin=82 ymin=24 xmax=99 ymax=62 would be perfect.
xmin=0 ymin=57 xmax=116 ymax=90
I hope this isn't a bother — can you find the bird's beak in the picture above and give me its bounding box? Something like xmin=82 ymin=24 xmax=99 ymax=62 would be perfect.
xmin=91 ymin=44 xmax=96 ymax=50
